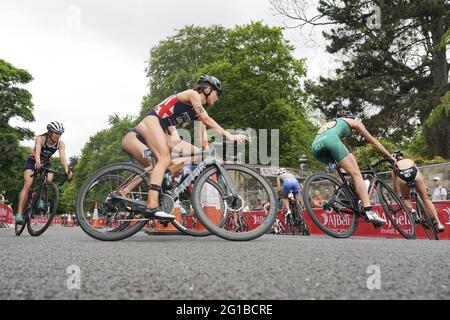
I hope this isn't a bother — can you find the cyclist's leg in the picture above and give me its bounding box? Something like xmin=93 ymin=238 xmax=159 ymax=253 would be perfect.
xmin=17 ymin=168 xmax=35 ymax=216
xmin=121 ymin=132 xmax=153 ymax=169
xmin=396 ymin=179 xmax=414 ymax=210
xmin=121 ymin=132 xmax=154 ymax=195
xmin=338 ymin=154 xmax=370 ymax=208
xmin=135 ymin=116 xmax=172 ymax=210
xmin=166 ymin=127 xmax=202 ymax=168
xmin=415 ymin=172 xmax=444 ymax=228
xmin=339 ymin=154 xmax=386 ymax=225
xmin=283 ymin=197 xmax=290 ymax=214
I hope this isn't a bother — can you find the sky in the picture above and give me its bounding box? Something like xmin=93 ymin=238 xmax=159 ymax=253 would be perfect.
xmin=1 ymin=0 xmax=334 ymax=158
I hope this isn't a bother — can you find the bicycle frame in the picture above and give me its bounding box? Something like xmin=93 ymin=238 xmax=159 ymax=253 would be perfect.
xmin=332 ymin=159 xmax=389 ymax=214
xmin=28 ymin=168 xmax=65 ymax=211
xmin=110 ymin=148 xmax=239 ymax=211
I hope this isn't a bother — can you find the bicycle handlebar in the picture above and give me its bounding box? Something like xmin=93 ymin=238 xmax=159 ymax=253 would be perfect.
xmin=30 ymin=167 xmax=70 ymax=179
xmin=360 ymin=158 xmax=393 ymax=172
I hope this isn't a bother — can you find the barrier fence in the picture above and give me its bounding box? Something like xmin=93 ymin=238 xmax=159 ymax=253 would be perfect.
xmin=2 ymin=201 xmax=449 ymax=239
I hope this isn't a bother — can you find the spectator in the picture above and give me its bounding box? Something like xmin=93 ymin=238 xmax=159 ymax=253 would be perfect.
xmin=431 ymin=177 xmax=448 ymax=201
xmin=0 ymin=191 xmax=5 ymax=204
xmin=312 ymin=190 xmax=324 ymax=208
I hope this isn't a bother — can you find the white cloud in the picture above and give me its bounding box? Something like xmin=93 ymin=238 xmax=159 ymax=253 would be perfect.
xmin=1 ymin=0 xmax=334 ymax=158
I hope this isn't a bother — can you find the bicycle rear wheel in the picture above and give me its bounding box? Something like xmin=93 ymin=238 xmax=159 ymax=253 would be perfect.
xmin=27 ymin=183 xmax=58 ymax=236
xmin=76 ymin=163 xmax=150 ymax=241
xmin=302 ymin=173 xmax=358 ymax=238
xmin=192 ymin=164 xmax=277 ymax=241
xmin=293 ymin=203 xmax=310 ymax=236
xmin=377 ymin=181 xmax=416 ymax=239
xmin=416 ymin=199 xmax=439 ymax=240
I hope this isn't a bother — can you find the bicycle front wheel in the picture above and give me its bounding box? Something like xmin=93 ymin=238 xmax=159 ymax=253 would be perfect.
xmin=377 ymin=181 xmax=416 ymax=239
xmin=27 ymin=183 xmax=58 ymax=236
xmin=192 ymin=164 xmax=277 ymax=241
xmin=303 ymin=173 xmax=358 ymax=238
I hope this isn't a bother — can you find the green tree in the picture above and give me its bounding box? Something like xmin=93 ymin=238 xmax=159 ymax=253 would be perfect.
xmin=272 ymin=0 xmax=450 ymax=148
xmin=143 ymin=25 xmax=228 ymax=113
xmin=143 ymin=22 xmax=316 ymax=167
xmin=423 ymin=91 xmax=450 ymax=158
xmin=0 ymin=59 xmax=35 ymax=210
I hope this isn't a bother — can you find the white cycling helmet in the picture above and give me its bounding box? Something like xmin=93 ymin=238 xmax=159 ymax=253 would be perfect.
xmin=47 ymin=121 xmax=65 ymax=134
xmin=277 ymin=168 xmax=287 ymax=175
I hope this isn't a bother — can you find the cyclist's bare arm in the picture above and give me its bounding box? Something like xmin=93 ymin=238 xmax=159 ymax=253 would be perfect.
xmin=276 ymin=176 xmax=282 ymax=195
xmin=196 ymin=120 xmax=209 ymax=150
xmin=34 ymin=136 xmax=44 ymax=168
xmin=346 ymin=119 xmax=394 ymax=160
xmin=184 ymin=90 xmax=248 ymax=143
xmin=58 ymin=141 xmax=70 ymax=174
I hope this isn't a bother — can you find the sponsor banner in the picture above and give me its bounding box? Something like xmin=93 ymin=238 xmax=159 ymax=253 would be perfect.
xmin=246 ymin=201 xmax=450 ymax=239
xmin=304 ymin=201 xmax=450 ymax=240
xmin=0 ymin=204 xmax=13 ymax=224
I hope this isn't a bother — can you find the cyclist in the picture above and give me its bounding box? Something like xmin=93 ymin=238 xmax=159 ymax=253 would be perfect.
xmin=15 ymin=122 xmax=72 ymax=224
xmin=132 ymin=75 xmax=249 ymax=220
xmin=311 ymin=111 xmax=395 ymax=226
xmin=391 ymin=151 xmax=445 ymax=232
xmin=277 ymin=168 xmax=302 ymax=225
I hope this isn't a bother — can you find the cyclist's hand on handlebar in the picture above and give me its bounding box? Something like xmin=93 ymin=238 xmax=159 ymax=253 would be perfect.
xmin=35 ymin=160 xmax=42 ymax=170
xmin=66 ymin=170 xmax=73 ymax=181
xmin=389 ymin=155 xmax=397 ymax=165
xmin=232 ymin=134 xmax=250 ymax=144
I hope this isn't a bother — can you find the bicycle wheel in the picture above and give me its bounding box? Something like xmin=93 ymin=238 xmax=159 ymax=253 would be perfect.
xmin=286 ymin=214 xmax=295 ymax=235
xmin=192 ymin=164 xmax=277 ymax=241
xmin=27 ymin=183 xmax=58 ymax=236
xmin=377 ymin=181 xmax=416 ymax=239
xmin=297 ymin=205 xmax=310 ymax=236
xmin=169 ymin=180 xmax=222 ymax=237
xmin=292 ymin=203 xmax=309 ymax=236
xmin=302 ymin=173 xmax=358 ymax=238
xmin=416 ymin=199 xmax=439 ymax=240
xmin=76 ymin=163 xmax=150 ymax=241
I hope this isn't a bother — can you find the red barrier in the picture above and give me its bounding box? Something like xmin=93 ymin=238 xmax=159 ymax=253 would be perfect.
xmin=301 ymin=201 xmax=450 ymax=240
xmin=0 ymin=204 xmax=13 ymax=224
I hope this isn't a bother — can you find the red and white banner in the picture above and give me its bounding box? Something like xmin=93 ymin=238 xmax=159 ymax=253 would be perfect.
xmin=282 ymin=201 xmax=450 ymax=240
xmin=0 ymin=203 xmax=13 ymax=224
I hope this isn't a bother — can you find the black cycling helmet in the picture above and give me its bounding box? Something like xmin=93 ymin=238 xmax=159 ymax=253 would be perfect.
xmin=197 ymin=75 xmax=223 ymax=94
xmin=336 ymin=110 xmax=356 ymax=119
xmin=47 ymin=121 xmax=65 ymax=134
xmin=392 ymin=150 xmax=404 ymax=161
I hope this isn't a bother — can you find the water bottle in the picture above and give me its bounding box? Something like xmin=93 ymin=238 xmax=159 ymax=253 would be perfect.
xmin=173 ymin=164 xmax=193 ymax=186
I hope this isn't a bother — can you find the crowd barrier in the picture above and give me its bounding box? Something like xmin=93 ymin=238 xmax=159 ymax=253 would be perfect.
xmin=0 ymin=203 xmax=13 ymax=224
xmin=276 ymin=201 xmax=450 ymax=240
xmin=3 ymin=201 xmax=449 ymax=239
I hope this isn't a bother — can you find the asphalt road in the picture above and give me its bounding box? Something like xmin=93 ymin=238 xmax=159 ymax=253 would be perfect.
xmin=1 ymin=226 xmax=449 ymax=300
